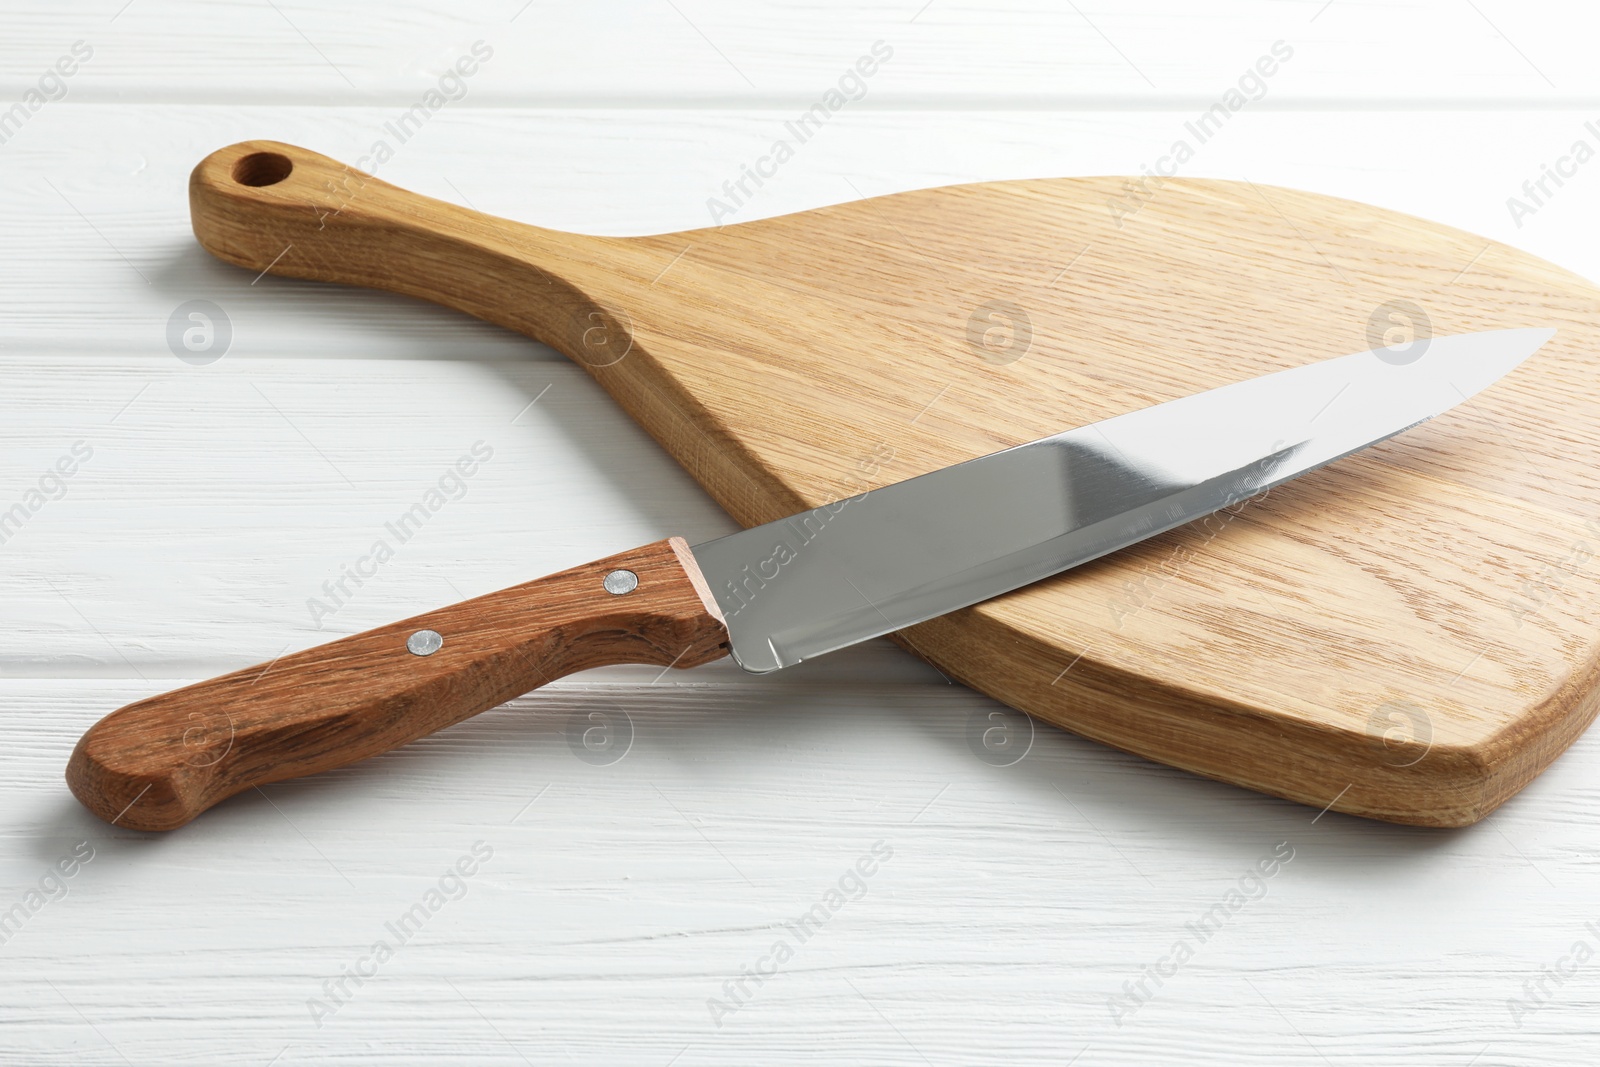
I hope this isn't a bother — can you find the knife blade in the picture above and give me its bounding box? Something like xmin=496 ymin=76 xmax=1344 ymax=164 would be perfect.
xmin=66 ymin=327 xmax=1553 ymax=830
xmin=698 ymin=326 xmax=1555 ymax=672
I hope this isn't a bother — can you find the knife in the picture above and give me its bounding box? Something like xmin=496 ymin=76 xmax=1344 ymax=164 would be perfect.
xmin=66 ymin=327 xmax=1553 ymax=830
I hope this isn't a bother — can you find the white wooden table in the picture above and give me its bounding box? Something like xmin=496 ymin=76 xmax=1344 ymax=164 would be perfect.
xmin=5 ymin=3 xmax=1600 ymax=1063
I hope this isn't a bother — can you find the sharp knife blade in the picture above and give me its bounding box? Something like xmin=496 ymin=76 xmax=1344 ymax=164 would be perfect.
xmin=692 ymin=327 xmax=1555 ymax=673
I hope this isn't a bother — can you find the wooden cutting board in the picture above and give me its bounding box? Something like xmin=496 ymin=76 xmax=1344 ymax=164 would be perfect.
xmin=188 ymin=140 xmax=1600 ymax=827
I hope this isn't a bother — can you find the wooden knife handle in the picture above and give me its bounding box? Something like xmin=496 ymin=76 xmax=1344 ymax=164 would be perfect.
xmin=66 ymin=538 xmax=728 ymax=832
xmin=188 ymin=139 xmax=647 ymax=365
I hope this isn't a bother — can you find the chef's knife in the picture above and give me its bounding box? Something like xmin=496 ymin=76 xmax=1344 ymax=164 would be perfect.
xmin=67 ymin=327 xmax=1553 ymax=830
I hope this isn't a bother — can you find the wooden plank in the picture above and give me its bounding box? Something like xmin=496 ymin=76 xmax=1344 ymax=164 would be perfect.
xmin=4 ymin=677 xmax=1599 ymax=1063
xmin=2 ymin=1 xmax=1592 ymax=105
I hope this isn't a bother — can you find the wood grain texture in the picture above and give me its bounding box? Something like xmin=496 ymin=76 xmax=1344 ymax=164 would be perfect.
xmin=66 ymin=538 xmax=727 ymax=831
xmin=185 ymin=139 xmax=1600 ymax=827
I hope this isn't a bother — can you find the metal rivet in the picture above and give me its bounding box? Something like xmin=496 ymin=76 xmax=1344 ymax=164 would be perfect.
xmin=406 ymin=629 xmax=443 ymax=656
xmin=603 ymin=569 xmax=639 ymax=595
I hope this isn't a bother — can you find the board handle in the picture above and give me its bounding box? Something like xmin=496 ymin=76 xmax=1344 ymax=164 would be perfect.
xmin=66 ymin=538 xmax=728 ymax=832
xmin=189 ymin=139 xmax=643 ymax=365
